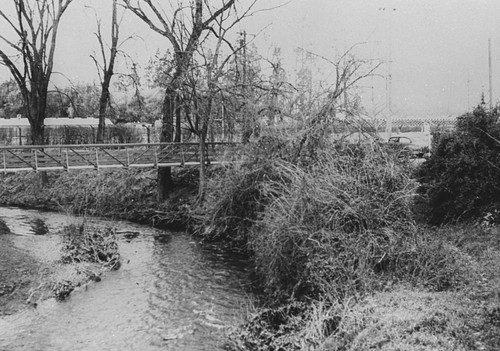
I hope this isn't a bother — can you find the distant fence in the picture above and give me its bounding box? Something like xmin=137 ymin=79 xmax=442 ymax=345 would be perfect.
xmin=0 ymin=123 xmax=238 ymax=146
xmin=0 ymin=124 xmax=150 ymax=146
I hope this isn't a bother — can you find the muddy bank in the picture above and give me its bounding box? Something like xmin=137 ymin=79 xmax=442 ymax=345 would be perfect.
xmin=0 ymin=168 xmax=199 ymax=317
xmin=0 ymin=212 xmax=120 ymax=317
xmin=0 ymin=235 xmax=42 ymax=316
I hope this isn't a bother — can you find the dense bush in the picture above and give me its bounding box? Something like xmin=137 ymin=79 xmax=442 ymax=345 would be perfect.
xmin=197 ymin=134 xmax=297 ymax=246
xmin=248 ymin=144 xmax=418 ymax=301
xmin=417 ymin=105 xmax=500 ymax=224
xmin=218 ymin=136 xmax=475 ymax=350
xmin=201 ymin=137 xmax=422 ymax=300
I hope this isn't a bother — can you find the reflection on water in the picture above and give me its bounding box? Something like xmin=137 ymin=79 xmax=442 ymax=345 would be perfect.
xmin=0 ymin=207 xmax=252 ymax=351
xmin=0 ymin=218 xmax=10 ymax=234
xmin=29 ymin=217 xmax=49 ymax=235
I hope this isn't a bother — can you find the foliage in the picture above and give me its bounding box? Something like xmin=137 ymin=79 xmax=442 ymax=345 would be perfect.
xmin=201 ymin=136 xmax=421 ymax=297
xmin=416 ymin=105 xmax=500 ymax=224
xmin=62 ymin=83 xmax=101 ymax=118
xmin=0 ymin=79 xmax=23 ymax=118
xmin=321 ymin=225 xmax=500 ymax=351
xmin=204 ymin=131 xmax=487 ymax=350
xmin=195 ymin=134 xmax=297 ymax=245
xmin=228 ymin=300 xmax=341 ymax=351
xmin=248 ymin=143 xmax=418 ymax=301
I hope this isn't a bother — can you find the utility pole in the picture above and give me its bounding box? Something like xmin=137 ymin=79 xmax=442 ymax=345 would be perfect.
xmin=489 ymin=38 xmax=493 ymax=110
xmin=467 ymin=77 xmax=471 ymax=111
xmin=380 ymin=7 xmax=396 ymax=138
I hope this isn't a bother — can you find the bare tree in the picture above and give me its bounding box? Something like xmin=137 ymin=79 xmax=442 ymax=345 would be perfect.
xmin=0 ymin=0 xmax=74 ymax=145
xmin=188 ymin=10 xmax=245 ymax=202
xmin=91 ymin=0 xmax=119 ymax=143
xmin=123 ymin=0 xmax=239 ymax=201
xmin=292 ymin=46 xmax=383 ymax=161
xmin=90 ymin=0 xmax=136 ymax=143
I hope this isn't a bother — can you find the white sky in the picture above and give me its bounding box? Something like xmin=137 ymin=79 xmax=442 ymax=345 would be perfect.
xmin=1 ymin=0 xmax=500 ymax=117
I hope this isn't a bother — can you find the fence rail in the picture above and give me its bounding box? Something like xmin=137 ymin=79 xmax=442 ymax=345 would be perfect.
xmin=0 ymin=142 xmax=237 ymax=173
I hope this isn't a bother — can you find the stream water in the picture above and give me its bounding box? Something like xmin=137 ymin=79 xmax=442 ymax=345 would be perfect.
xmin=0 ymin=207 xmax=252 ymax=350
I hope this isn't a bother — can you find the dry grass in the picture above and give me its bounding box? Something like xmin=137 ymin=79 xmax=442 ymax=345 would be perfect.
xmin=218 ymin=137 xmax=500 ymax=350
xmin=322 ymin=281 xmax=500 ymax=351
xmin=324 ymin=287 xmax=474 ymax=351
xmin=0 ymin=168 xmax=198 ymax=229
xmin=247 ymin=142 xmax=419 ymax=300
xmin=316 ymin=226 xmax=500 ymax=351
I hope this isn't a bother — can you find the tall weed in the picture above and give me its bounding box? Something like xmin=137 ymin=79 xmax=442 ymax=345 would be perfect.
xmin=248 ymin=143 xmax=418 ymax=300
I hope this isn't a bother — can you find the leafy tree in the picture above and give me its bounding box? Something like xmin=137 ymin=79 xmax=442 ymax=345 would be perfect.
xmin=0 ymin=79 xmax=23 ymax=118
xmin=45 ymin=83 xmax=101 ymax=118
xmin=417 ymin=105 xmax=500 ymax=224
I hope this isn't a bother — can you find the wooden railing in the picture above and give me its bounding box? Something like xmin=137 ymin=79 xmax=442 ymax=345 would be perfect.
xmin=0 ymin=142 xmax=238 ymax=173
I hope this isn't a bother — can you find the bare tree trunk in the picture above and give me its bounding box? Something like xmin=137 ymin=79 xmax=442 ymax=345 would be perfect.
xmin=96 ymin=83 xmax=110 ymax=143
xmin=30 ymin=122 xmax=45 ymax=145
xmin=94 ymin=0 xmax=119 ymax=144
xmin=29 ymin=99 xmax=49 ymax=186
xmin=197 ymin=132 xmax=207 ymax=202
xmin=174 ymin=95 xmax=182 ymax=142
xmin=29 ymin=91 xmax=47 ymax=145
xmin=157 ymin=85 xmax=176 ymax=201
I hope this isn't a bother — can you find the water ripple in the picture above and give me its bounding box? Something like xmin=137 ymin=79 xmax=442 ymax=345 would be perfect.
xmin=0 ymin=207 xmax=252 ymax=351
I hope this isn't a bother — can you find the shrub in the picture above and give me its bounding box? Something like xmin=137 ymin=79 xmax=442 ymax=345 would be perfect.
xmin=202 ymin=137 xmax=419 ymax=300
xmin=416 ymin=105 xmax=500 ymax=224
xmin=197 ymin=135 xmax=296 ymax=246
xmin=248 ymin=143 xmax=418 ymax=301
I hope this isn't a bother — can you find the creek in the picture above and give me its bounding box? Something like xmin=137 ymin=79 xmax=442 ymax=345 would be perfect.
xmin=0 ymin=206 xmax=252 ymax=350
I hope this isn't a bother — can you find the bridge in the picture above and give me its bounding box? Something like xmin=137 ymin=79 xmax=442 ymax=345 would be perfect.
xmin=0 ymin=142 xmax=237 ymax=173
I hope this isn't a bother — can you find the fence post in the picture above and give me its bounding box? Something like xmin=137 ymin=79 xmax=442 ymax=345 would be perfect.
xmin=153 ymin=145 xmax=158 ymax=167
xmin=95 ymin=147 xmax=99 ymax=171
xmin=34 ymin=149 xmax=38 ymax=172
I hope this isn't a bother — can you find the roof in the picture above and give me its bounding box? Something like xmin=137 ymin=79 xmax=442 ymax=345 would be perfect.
xmin=0 ymin=117 xmax=113 ymax=128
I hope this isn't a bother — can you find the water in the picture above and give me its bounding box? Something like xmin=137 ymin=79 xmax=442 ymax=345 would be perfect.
xmin=0 ymin=207 xmax=252 ymax=350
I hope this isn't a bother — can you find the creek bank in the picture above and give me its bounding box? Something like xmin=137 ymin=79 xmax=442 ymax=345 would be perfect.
xmin=0 ymin=213 xmax=121 ymax=317
xmin=2 ymin=153 xmax=500 ymax=350
xmin=0 ymin=168 xmax=199 ymax=230
xmin=0 ymin=167 xmax=214 ymax=317
xmin=0 ymin=233 xmax=41 ymax=316
xmin=192 ymin=136 xmax=500 ymax=351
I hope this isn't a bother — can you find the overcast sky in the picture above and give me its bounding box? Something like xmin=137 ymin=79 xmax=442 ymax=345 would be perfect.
xmin=1 ymin=0 xmax=500 ymax=117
